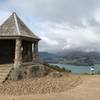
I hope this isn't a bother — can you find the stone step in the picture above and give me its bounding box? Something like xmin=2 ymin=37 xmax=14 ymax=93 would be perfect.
xmin=0 ymin=64 xmax=13 ymax=67
xmin=0 ymin=68 xmax=11 ymax=72
xmin=0 ymin=73 xmax=9 ymax=76
xmin=0 ymin=68 xmax=12 ymax=71
xmin=0 ymin=68 xmax=12 ymax=70
xmin=0 ymin=76 xmax=7 ymax=80
xmin=0 ymin=64 xmax=13 ymax=83
xmin=0 ymin=70 xmax=10 ymax=73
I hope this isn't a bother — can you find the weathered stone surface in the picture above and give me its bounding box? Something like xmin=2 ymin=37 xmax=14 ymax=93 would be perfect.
xmin=26 ymin=65 xmax=47 ymax=78
xmin=9 ymin=64 xmax=49 ymax=81
xmin=0 ymin=64 xmax=13 ymax=83
xmin=10 ymin=67 xmax=26 ymax=81
xmin=14 ymin=39 xmax=22 ymax=68
xmin=48 ymin=72 xmax=63 ymax=78
xmin=7 ymin=64 xmax=64 ymax=81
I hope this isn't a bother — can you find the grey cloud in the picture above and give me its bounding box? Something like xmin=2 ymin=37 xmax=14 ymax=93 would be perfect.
xmin=6 ymin=0 xmax=100 ymax=26
xmin=1 ymin=0 xmax=100 ymax=52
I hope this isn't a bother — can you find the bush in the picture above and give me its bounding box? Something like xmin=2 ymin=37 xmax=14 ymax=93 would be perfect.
xmin=43 ymin=63 xmax=71 ymax=73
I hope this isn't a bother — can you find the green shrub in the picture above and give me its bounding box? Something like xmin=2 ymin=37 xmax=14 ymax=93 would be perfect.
xmin=43 ymin=63 xmax=71 ymax=73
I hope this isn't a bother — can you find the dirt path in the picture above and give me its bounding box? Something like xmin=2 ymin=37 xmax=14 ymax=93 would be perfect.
xmin=0 ymin=75 xmax=100 ymax=100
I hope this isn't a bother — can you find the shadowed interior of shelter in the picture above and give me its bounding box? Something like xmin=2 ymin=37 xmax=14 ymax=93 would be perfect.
xmin=0 ymin=39 xmax=33 ymax=64
xmin=22 ymin=41 xmax=33 ymax=62
xmin=0 ymin=40 xmax=15 ymax=64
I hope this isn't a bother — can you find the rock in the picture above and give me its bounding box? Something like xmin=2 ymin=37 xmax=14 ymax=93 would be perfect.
xmin=9 ymin=64 xmax=49 ymax=80
xmin=26 ymin=65 xmax=47 ymax=78
xmin=8 ymin=64 xmax=64 ymax=81
xmin=48 ymin=72 xmax=63 ymax=78
xmin=10 ymin=67 xmax=26 ymax=80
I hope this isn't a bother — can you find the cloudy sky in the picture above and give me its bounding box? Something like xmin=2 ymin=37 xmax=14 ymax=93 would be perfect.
xmin=0 ymin=0 xmax=100 ymax=52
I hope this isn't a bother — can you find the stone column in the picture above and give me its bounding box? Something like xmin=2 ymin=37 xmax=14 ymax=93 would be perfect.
xmin=14 ymin=38 xmax=22 ymax=68
xmin=33 ymin=41 xmax=39 ymax=63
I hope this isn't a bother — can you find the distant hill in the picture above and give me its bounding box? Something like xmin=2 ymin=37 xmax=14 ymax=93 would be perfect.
xmin=39 ymin=51 xmax=100 ymax=65
xmin=61 ymin=51 xmax=100 ymax=64
xmin=39 ymin=52 xmax=60 ymax=63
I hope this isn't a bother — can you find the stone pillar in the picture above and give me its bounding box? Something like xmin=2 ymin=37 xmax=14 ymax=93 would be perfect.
xmin=33 ymin=41 xmax=39 ymax=63
xmin=14 ymin=39 xmax=22 ymax=68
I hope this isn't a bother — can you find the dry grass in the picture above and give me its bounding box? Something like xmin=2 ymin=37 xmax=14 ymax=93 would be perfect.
xmin=0 ymin=74 xmax=81 ymax=96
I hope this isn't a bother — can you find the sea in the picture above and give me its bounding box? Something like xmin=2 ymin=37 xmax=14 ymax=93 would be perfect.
xmin=50 ymin=63 xmax=100 ymax=74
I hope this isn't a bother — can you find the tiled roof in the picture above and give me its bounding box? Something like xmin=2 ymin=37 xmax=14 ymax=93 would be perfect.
xmin=0 ymin=12 xmax=40 ymax=40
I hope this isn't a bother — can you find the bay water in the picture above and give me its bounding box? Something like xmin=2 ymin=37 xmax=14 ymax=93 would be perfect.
xmin=50 ymin=63 xmax=100 ymax=74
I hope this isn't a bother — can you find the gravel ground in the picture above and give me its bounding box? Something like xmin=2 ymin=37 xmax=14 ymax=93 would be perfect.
xmin=0 ymin=74 xmax=81 ymax=96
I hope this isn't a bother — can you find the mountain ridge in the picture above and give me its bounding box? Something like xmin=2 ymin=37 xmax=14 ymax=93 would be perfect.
xmin=39 ymin=51 xmax=100 ymax=65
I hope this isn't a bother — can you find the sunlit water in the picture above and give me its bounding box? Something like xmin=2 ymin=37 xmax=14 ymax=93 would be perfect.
xmin=50 ymin=63 xmax=100 ymax=74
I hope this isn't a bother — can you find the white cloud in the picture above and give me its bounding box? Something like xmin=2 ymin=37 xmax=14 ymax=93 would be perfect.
xmin=0 ymin=0 xmax=100 ymax=52
xmin=38 ymin=21 xmax=100 ymax=52
xmin=41 ymin=36 xmax=58 ymax=46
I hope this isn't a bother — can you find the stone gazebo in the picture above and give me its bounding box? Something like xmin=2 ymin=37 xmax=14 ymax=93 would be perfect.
xmin=0 ymin=12 xmax=41 ymax=82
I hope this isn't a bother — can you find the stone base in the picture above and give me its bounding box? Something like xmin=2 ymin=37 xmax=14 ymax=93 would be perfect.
xmin=48 ymin=72 xmax=63 ymax=78
xmin=9 ymin=64 xmax=49 ymax=81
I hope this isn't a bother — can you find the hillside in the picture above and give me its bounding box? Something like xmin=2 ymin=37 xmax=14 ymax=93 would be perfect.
xmin=39 ymin=51 xmax=100 ymax=65
xmin=39 ymin=52 xmax=60 ymax=63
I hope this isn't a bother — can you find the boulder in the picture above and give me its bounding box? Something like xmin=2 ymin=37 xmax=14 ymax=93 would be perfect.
xmin=9 ymin=64 xmax=49 ymax=80
xmin=26 ymin=65 xmax=48 ymax=78
xmin=48 ymin=71 xmax=63 ymax=78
